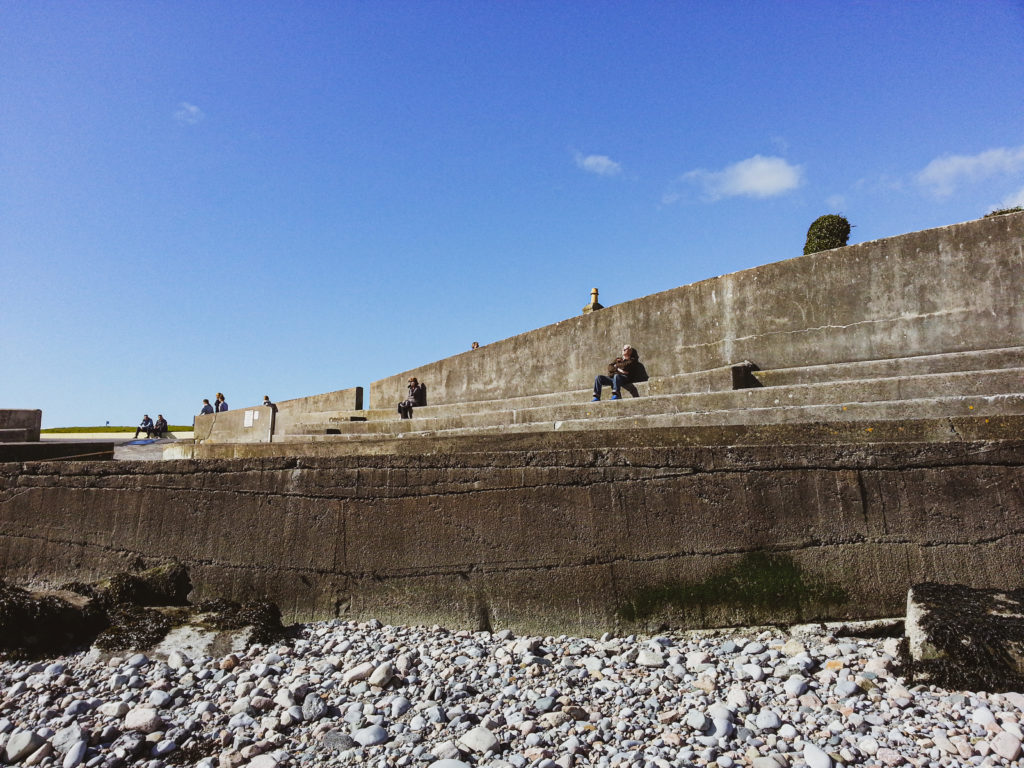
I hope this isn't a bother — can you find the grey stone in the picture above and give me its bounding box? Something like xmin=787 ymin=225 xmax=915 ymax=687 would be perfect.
xmin=636 ymin=648 xmax=665 ymax=668
xmin=755 ymin=709 xmax=782 ymax=732
xmin=124 ymin=707 xmax=163 ymax=733
xmin=391 ymin=696 xmax=412 ymax=717
xmin=4 ymin=731 xmax=45 ymax=763
xmin=458 ymin=726 xmax=499 ymax=754
xmin=151 ymin=739 xmax=177 ymax=757
xmin=322 ymin=729 xmax=357 ymax=751
xmin=354 ymin=725 xmax=389 ymax=747
xmin=803 ymin=743 xmax=833 ymax=768
xmin=62 ymin=740 xmax=88 ymax=768
xmin=51 ymin=725 xmax=88 ymax=754
xmin=834 ymin=680 xmax=862 ymax=698
xmin=685 ymin=710 xmax=709 ymax=731
xmin=369 ymin=661 xmax=395 ymax=688
xmin=784 ymin=675 xmax=809 ymax=698
xmin=302 ymin=693 xmax=327 ymax=722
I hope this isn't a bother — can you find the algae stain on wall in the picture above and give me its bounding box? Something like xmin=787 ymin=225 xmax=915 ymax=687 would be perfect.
xmin=617 ymin=552 xmax=849 ymax=626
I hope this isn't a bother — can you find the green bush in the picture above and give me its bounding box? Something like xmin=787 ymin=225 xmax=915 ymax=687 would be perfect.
xmin=804 ymin=214 xmax=852 ymax=255
xmin=984 ymin=206 xmax=1023 ymax=217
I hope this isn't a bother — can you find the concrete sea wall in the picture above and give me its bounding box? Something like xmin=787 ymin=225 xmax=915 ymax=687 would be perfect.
xmin=3 ymin=437 xmax=1022 ymax=634
xmin=372 ymin=213 xmax=1024 ymax=408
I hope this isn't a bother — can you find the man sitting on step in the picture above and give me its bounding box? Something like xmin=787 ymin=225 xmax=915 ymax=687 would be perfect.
xmin=593 ymin=345 xmax=641 ymax=401
xmin=135 ymin=414 xmax=154 ymax=438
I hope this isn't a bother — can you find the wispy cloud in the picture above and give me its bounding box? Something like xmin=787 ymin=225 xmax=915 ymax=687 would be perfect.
xmin=998 ymin=186 xmax=1024 ymax=209
xmin=917 ymin=145 xmax=1024 ymax=198
xmin=174 ymin=102 xmax=205 ymax=125
xmin=575 ymin=153 xmax=622 ymax=176
xmin=676 ymin=155 xmax=804 ymax=201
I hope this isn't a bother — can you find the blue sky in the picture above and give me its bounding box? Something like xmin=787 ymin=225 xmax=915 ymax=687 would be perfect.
xmin=2 ymin=1 xmax=1023 ymax=428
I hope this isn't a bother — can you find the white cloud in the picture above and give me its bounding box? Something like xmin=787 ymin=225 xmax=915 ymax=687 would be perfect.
xmin=998 ymin=185 xmax=1024 ymax=208
xmin=917 ymin=145 xmax=1024 ymax=198
xmin=174 ymin=102 xmax=205 ymax=125
xmin=681 ymin=155 xmax=804 ymax=201
xmin=575 ymin=153 xmax=622 ymax=176
xmin=825 ymin=194 xmax=846 ymax=210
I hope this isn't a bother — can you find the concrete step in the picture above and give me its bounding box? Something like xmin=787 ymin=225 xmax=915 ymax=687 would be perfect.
xmin=280 ymin=349 xmax=1023 ymax=434
xmin=291 ymin=367 xmax=1024 ymax=437
xmin=752 ymin=346 xmax=1024 ymax=387
xmin=280 ymin=393 xmax=1024 ymax=448
xmin=280 ymin=364 xmax=733 ymax=431
xmin=283 ymin=391 xmax=1024 ymax=447
xmin=394 ymin=392 xmax=1024 ymax=441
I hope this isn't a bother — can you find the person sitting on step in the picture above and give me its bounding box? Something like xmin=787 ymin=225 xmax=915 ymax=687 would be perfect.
xmin=398 ymin=377 xmax=427 ymax=419
xmin=152 ymin=415 xmax=168 ymax=438
xmin=135 ymin=414 xmax=154 ymax=438
xmin=593 ymin=344 xmax=641 ymax=401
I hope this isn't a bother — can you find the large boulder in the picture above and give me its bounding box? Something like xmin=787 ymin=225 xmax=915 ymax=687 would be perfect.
xmin=906 ymin=583 xmax=1024 ymax=691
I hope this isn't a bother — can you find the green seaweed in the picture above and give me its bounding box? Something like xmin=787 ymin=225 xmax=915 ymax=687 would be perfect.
xmin=618 ymin=551 xmax=848 ymax=624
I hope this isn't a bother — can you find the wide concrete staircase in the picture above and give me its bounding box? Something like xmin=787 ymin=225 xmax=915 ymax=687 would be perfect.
xmin=272 ymin=346 xmax=1024 ymax=447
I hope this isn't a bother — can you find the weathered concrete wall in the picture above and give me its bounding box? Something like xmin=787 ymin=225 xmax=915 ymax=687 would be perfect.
xmin=0 ymin=410 xmax=42 ymax=442
xmin=194 ymin=406 xmax=274 ymax=444
xmin=271 ymin=386 xmax=363 ymax=436
xmin=371 ymin=213 xmax=1024 ymax=408
xmin=3 ymin=438 xmax=1022 ymax=634
xmin=194 ymin=387 xmax=364 ymax=443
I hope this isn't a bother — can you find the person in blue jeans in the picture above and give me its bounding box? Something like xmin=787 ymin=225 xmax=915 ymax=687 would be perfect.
xmin=593 ymin=345 xmax=641 ymax=401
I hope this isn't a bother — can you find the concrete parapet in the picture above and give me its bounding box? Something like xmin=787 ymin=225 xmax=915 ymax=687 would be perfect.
xmin=270 ymin=387 xmax=364 ymax=436
xmin=194 ymin=406 xmax=274 ymax=444
xmin=371 ymin=213 xmax=1024 ymax=409
xmin=0 ymin=410 xmax=41 ymax=442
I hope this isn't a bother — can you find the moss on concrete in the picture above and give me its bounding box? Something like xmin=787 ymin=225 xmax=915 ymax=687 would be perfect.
xmin=618 ymin=552 xmax=849 ymax=625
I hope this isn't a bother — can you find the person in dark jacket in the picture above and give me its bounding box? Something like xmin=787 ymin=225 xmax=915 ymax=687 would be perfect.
xmin=199 ymin=399 xmax=215 ymax=415
xmin=152 ymin=415 xmax=168 ymax=438
xmin=398 ymin=377 xmax=427 ymax=419
xmin=593 ymin=345 xmax=641 ymax=401
xmin=135 ymin=415 xmax=154 ymax=438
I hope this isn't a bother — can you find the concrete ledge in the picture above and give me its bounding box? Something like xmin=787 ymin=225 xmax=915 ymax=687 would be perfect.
xmin=0 ymin=410 xmax=41 ymax=442
xmin=0 ymin=441 xmax=115 ymax=462
xmin=188 ymin=414 xmax=1024 ymax=459
xmin=40 ymin=432 xmax=194 ymax=441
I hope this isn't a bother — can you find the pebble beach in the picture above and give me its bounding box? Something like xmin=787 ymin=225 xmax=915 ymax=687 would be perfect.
xmin=2 ymin=619 xmax=1023 ymax=768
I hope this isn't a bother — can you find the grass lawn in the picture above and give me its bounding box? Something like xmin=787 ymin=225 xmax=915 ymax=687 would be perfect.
xmin=42 ymin=425 xmax=193 ymax=433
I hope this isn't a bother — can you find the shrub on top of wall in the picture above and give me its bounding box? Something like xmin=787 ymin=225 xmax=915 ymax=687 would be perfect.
xmin=985 ymin=206 xmax=1023 ymax=217
xmin=804 ymin=214 xmax=852 ymax=255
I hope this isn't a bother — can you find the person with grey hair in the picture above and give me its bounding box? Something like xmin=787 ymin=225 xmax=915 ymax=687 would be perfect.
xmin=592 ymin=344 xmax=641 ymax=401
